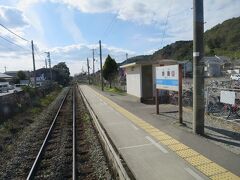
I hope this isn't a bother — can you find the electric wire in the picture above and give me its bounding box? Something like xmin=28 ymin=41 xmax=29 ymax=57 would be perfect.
xmin=103 ymin=14 xmax=118 ymax=40
xmin=0 ymin=23 xmax=30 ymax=42
xmin=160 ymin=0 xmax=174 ymax=46
xmin=0 ymin=35 xmax=31 ymax=52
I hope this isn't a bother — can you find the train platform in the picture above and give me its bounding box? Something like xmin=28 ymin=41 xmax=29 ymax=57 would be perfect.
xmin=79 ymin=85 xmax=240 ymax=180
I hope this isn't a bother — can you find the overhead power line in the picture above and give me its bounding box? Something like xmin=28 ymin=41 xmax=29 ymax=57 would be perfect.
xmin=0 ymin=35 xmax=31 ymax=52
xmin=33 ymin=45 xmax=45 ymax=61
xmin=102 ymin=13 xmax=118 ymax=39
xmin=0 ymin=23 xmax=30 ymax=42
xmin=160 ymin=0 xmax=174 ymax=46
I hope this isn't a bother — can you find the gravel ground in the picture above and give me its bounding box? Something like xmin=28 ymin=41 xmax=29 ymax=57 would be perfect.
xmin=76 ymin=87 xmax=112 ymax=180
xmin=0 ymin=88 xmax=68 ymax=179
xmin=0 ymin=86 xmax=113 ymax=180
xmin=34 ymin=89 xmax=73 ymax=179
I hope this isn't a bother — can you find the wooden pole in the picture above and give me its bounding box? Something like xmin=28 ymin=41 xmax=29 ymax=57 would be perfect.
xmin=156 ymin=89 xmax=159 ymax=114
xmin=178 ymin=64 xmax=183 ymax=124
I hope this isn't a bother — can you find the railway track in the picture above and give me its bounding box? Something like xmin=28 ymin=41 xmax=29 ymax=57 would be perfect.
xmin=27 ymin=87 xmax=77 ymax=179
xmin=24 ymin=85 xmax=126 ymax=179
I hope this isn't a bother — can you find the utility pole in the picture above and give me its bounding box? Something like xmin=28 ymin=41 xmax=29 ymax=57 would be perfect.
xmin=92 ymin=49 xmax=95 ymax=74
xmin=87 ymin=58 xmax=90 ymax=84
xmin=126 ymin=53 xmax=128 ymax=64
xmin=99 ymin=40 xmax=103 ymax=91
xmin=31 ymin=40 xmax=36 ymax=88
xmin=45 ymin=52 xmax=53 ymax=81
xmin=92 ymin=49 xmax=95 ymax=84
xmin=45 ymin=58 xmax=48 ymax=69
xmin=193 ymin=0 xmax=205 ymax=135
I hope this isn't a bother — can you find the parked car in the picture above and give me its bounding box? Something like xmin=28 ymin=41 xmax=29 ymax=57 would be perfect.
xmin=230 ymin=74 xmax=240 ymax=80
xmin=0 ymin=84 xmax=9 ymax=93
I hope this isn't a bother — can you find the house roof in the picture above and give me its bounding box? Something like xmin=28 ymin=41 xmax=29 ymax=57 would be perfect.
xmin=0 ymin=73 xmax=12 ymax=79
xmin=120 ymin=54 xmax=181 ymax=67
xmin=119 ymin=55 xmax=152 ymax=66
xmin=204 ymin=56 xmax=231 ymax=65
xmin=120 ymin=54 xmax=231 ymax=68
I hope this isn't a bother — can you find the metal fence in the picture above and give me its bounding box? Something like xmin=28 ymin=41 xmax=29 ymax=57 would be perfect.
xmin=168 ymin=78 xmax=240 ymax=122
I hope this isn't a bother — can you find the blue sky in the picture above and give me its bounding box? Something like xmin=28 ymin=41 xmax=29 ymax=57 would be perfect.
xmin=0 ymin=0 xmax=240 ymax=75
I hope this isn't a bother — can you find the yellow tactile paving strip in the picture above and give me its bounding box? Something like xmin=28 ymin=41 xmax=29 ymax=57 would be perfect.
xmin=176 ymin=149 xmax=199 ymax=158
xmin=211 ymin=172 xmax=240 ymax=180
xmin=87 ymin=87 xmax=240 ymax=180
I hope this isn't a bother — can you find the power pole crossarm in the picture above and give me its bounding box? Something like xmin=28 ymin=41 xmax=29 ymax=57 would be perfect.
xmin=31 ymin=40 xmax=36 ymax=88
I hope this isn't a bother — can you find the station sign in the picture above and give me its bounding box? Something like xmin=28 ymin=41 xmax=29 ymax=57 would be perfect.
xmin=155 ymin=65 xmax=179 ymax=91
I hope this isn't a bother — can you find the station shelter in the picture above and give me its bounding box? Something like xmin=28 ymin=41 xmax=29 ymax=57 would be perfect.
xmin=120 ymin=56 xmax=177 ymax=103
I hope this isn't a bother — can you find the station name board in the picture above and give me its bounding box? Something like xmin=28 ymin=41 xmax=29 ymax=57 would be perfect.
xmin=155 ymin=65 xmax=179 ymax=91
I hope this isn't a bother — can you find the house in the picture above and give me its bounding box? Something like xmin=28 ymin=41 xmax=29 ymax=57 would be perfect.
xmin=204 ymin=56 xmax=232 ymax=77
xmin=120 ymin=55 xmax=178 ymax=102
xmin=178 ymin=61 xmax=193 ymax=78
xmin=5 ymin=71 xmax=30 ymax=78
xmin=20 ymin=80 xmax=30 ymax=85
xmin=0 ymin=73 xmax=12 ymax=81
xmin=204 ymin=57 xmax=222 ymax=77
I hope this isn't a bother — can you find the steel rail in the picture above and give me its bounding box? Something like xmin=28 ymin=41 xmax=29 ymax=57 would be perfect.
xmin=27 ymin=88 xmax=70 ymax=180
xmin=72 ymin=87 xmax=76 ymax=180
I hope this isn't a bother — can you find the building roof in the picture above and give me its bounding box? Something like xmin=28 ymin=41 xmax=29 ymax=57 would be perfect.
xmin=204 ymin=56 xmax=231 ymax=65
xmin=119 ymin=55 xmax=152 ymax=66
xmin=5 ymin=70 xmax=30 ymax=78
xmin=120 ymin=54 xmax=231 ymax=68
xmin=0 ymin=73 xmax=12 ymax=79
xmin=120 ymin=57 xmax=178 ymax=68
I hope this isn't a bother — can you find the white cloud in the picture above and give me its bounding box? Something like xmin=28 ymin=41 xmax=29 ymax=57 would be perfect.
xmin=0 ymin=42 xmax=135 ymax=75
xmin=1 ymin=0 xmax=240 ymax=74
xmin=18 ymin=0 xmax=240 ymax=25
xmin=57 ymin=6 xmax=86 ymax=44
xmin=17 ymin=0 xmax=240 ymax=50
xmin=144 ymin=48 xmax=158 ymax=55
xmin=0 ymin=5 xmax=29 ymax=28
xmin=49 ymin=43 xmax=135 ymax=75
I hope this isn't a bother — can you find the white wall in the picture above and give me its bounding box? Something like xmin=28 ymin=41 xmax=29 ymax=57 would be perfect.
xmin=126 ymin=65 xmax=142 ymax=98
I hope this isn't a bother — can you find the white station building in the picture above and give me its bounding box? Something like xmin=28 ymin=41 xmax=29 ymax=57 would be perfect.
xmin=120 ymin=56 xmax=178 ymax=103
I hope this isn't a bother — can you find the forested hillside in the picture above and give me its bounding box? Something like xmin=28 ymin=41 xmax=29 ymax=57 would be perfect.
xmin=152 ymin=17 xmax=240 ymax=61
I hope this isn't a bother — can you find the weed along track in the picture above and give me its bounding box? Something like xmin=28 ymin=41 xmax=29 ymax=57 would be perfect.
xmin=26 ymin=86 xmax=112 ymax=179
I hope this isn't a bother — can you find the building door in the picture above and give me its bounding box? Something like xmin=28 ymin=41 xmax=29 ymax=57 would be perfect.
xmin=141 ymin=65 xmax=153 ymax=99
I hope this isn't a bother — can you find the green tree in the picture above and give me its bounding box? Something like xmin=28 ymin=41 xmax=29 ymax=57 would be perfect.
xmin=53 ymin=62 xmax=70 ymax=86
xmin=10 ymin=77 xmax=19 ymax=84
xmin=103 ymin=55 xmax=118 ymax=88
xmin=17 ymin=71 xmax=27 ymax=80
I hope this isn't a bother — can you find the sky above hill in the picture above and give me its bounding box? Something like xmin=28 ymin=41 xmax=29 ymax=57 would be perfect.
xmin=0 ymin=0 xmax=240 ymax=75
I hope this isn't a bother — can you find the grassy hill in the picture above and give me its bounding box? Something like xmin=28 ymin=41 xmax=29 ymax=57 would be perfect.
xmin=152 ymin=16 xmax=240 ymax=61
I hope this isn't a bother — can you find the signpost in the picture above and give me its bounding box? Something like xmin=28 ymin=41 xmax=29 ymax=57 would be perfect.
xmin=155 ymin=64 xmax=183 ymax=123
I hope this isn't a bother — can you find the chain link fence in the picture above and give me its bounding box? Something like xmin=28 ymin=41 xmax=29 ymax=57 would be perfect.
xmin=167 ymin=78 xmax=240 ymax=123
